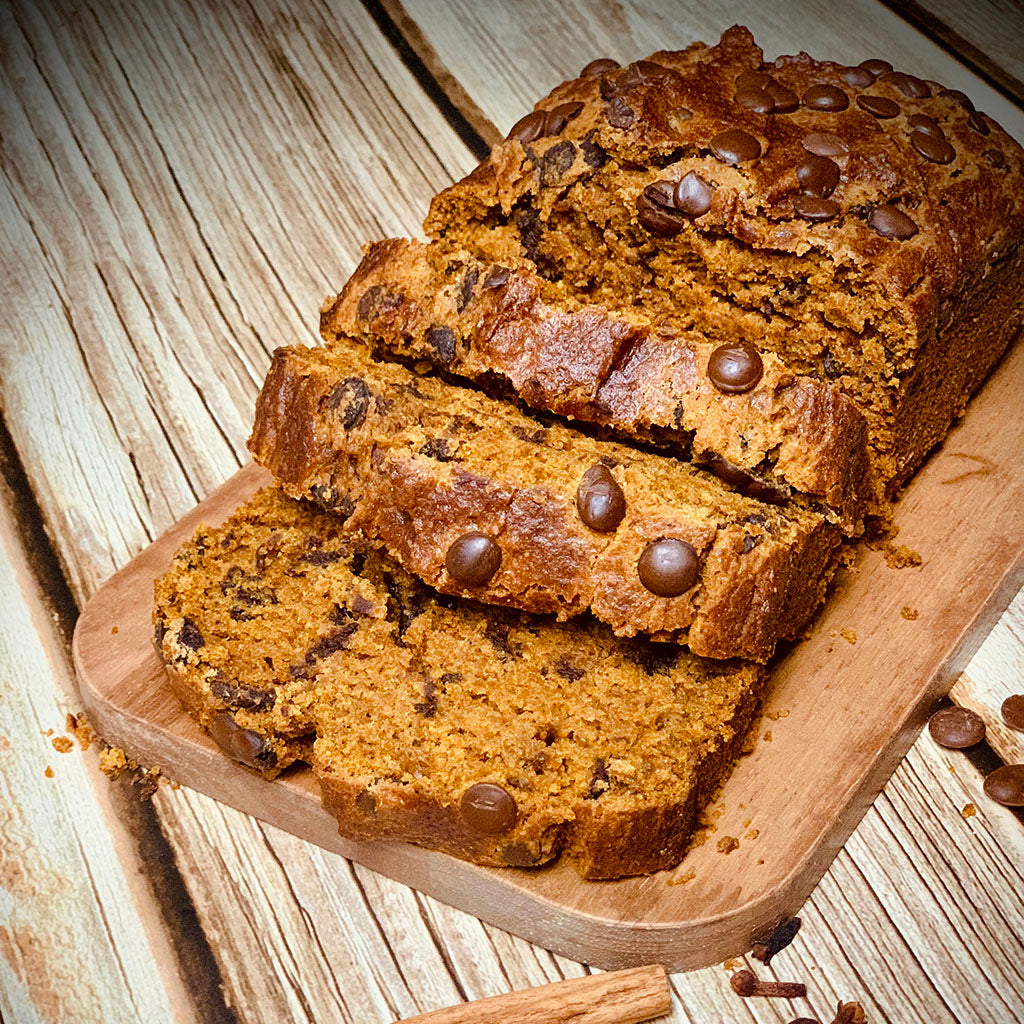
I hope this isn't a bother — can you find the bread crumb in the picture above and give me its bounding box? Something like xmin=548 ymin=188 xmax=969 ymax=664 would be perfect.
xmin=722 ymin=958 xmax=743 ymax=970
xmin=717 ymin=835 xmax=739 ymax=854
xmin=763 ymin=730 xmax=772 ymax=742
xmin=884 ymin=542 xmax=923 ymax=569
xmin=765 ymin=709 xmax=790 ymax=721
xmin=44 ymin=766 xmax=54 ymax=778
xmin=840 ymin=628 xmax=857 ymax=645
xmin=745 ymin=828 xmax=760 ymax=841
xmin=667 ymin=870 xmax=696 ymax=887
xmin=65 ymin=712 xmax=95 ymax=750
xmin=50 ymin=736 xmax=73 ymax=754
xmin=961 ymin=803 xmax=977 ymax=819
xmin=901 ymin=606 xmax=919 ymax=621
xmin=111 ymin=625 xmax=119 ymax=634
xmin=98 ymin=746 xmax=131 ymax=778
xmin=756 ymin=858 xmax=765 ymax=865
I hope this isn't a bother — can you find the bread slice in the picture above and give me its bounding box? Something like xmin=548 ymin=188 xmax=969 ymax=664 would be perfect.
xmin=425 ymin=26 xmax=1024 ymax=498
xmin=155 ymin=487 xmax=764 ymax=878
xmin=248 ymin=343 xmax=841 ymax=660
xmin=322 ymin=237 xmax=877 ymax=533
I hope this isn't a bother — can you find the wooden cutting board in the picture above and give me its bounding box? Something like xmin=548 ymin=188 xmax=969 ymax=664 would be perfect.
xmin=73 ymin=338 xmax=1024 ymax=972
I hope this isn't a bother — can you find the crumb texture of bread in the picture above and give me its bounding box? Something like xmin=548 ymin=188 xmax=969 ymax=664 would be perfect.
xmin=424 ymin=25 xmax=1024 ymax=498
xmin=248 ymin=344 xmax=842 ymax=660
xmin=155 ymin=488 xmax=764 ymax=878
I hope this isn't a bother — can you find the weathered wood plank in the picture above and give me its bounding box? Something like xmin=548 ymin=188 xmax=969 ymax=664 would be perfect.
xmin=391 ymin=0 xmax=1024 ymax=142
xmin=0 ymin=485 xmax=193 ymax=1023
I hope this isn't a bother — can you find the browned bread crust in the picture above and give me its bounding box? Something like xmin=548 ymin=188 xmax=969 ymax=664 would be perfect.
xmin=248 ymin=343 xmax=841 ymax=660
xmin=322 ymin=236 xmax=877 ymax=532
xmin=155 ymin=487 xmax=765 ymax=879
xmin=425 ymin=26 xmax=1024 ymax=496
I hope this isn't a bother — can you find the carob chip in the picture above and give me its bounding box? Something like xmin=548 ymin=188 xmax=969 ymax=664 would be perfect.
xmin=581 ymin=57 xmax=619 ymax=77
xmin=939 ymin=87 xmax=974 ymax=110
xmin=576 ymin=465 xmax=626 ymax=532
xmin=674 ymin=171 xmax=713 ymax=216
xmin=802 ymin=131 xmax=849 ymax=158
xmin=735 ymin=85 xmax=773 ymax=113
xmin=209 ymin=712 xmax=276 ymax=771
xmin=840 ymin=65 xmax=875 ymax=88
xmin=908 ymin=113 xmax=943 ymax=138
xmin=456 ymin=267 xmax=478 ymax=312
xmin=766 ymin=81 xmax=799 ymax=113
xmin=638 ymin=539 xmax=699 ymax=598
xmin=881 ymin=71 xmax=930 ymax=98
xmin=802 ymin=84 xmax=848 ymax=111
xmin=1001 ymin=694 xmax=1024 ymax=730
xmin=796 ymin=155 xmax=840 ymax=197
xmin=868 ymin=205 xmax=918 ymax=239
xmin=928 ymin=706 xmax=985 ymax=748
xmin=460 ymin=782 xmax=517 ymax=833
xmin=911 ymin=130 xmax=955 ymax=164
xmin=709 ymin=128 xmax=762 ymax=164
xmin=445 ymin=532 xmax=502 ymax=586
xmin=968 ymin=111 xmax=991 ymax=136
xmin=326 ymin=376 xmax=371 ymax=429
xmin=983 ymin=765 xmax=1024 ymax=806
xmin=637 ymin=180 xmax=686 ymax=236
xmin=735 ymin=69 xmax=772 ymax=90
xmin=858 ymin=58 xmax=893 ymax=77
xmin=552 ymin=100 xmax=584 ymax=122
xmin=507 ymin=109 xmax=546 ymax=143
xmin=793 ymin=195 xmax=840 ymax=222
xmin=708 ymin=341 xmax=764 ymax=393
xmin=856 ymin=94 xmax=900 ymax=118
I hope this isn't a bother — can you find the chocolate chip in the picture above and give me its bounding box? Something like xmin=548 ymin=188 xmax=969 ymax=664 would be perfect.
xmin=580 ymin=134 xmax=607 ymax=167
xmin=413 ymin=678 xmax=438 ymax=718
xmin=796 ymin=154 xmax=840 ymax=197
xmin=326 ymin=376 xmax=371 ymax=429
xmin=928 ymin=706 xmax=985 ymax=748
xmin=209 ymin=712 xmax=275 ymax=771
xmin=308 ymin=486 xmax=353 ymax=518
xmin=552 ymin=100 xmax=584 ymax=122
xmin=968 ymin=111 xmax=991 ymax=136
xmin=445 ymin=532 xmax=501 ymax=587
xmin=856 ymin=94 xmax=900 ymax=118
xmin=982 ymin=148 xmax=1006 ymax=168
xmin=605 ymin=95 xmax=635 ymax=128
xmin=638 ymin=539 xmax=699 ymax=597
xmin=911 ymin=130 xmax=955 ymax=164
xmin=501 ymin=842 xmax=540 ymax=866
xmin=538 ymin=139 xmax=576 ymax=185
xmin=735 ymin=86 xmax=773 ymax=113
xmin=424 ymin=325 xmax=457 ymax=364
xmin=301 ymin=548 xmax=342 ymax=566
xmin=456 ymin=267 xmax=478 ymax=312
xmin=636 ymin=59 xmax=673 ymax=81
xmin=210 ymin=676 xmax=276 ymax=712
xmin=803 ymin=84 xmax=848 ymax=111
xmin=793 ymin=195 xmax=840 ymax=222
xmin=576 ymin=464 xmax=626 ymax=532
xmin=460 ymin=782 xmax=517 ymax=834
xmin=542 ymin=109 xmax=569 ymax=136
xmin=254 ymin=534 xmax=283 ymax=571
xmin=908 ymin=114 xmax=944 ymax=138
xmin=179 ymin=617 xmax=204 ymax=650
xmin=355 ymin=789 xmax=377 ymax=816
xmin=587 ymin=757 xmax=610 ymax=798
xmin=581 ymin=57 xmax=620 ymax=77
xmin=708 ymin=340 xmax=764 ymax=393
xmin=939 ymin=87 xmax=974 ymax=110
xmin=1001 ymin=695 xmax=1024 ymax=730
xmin=858 ymin=58 xmax=893 ymax=77
xmin=868 ymin=205 xmax=918 ymax=239
xmin=710 ymin=128 xmax=762 ymax=165
xmin=983 ymin=764 xmax=1024 ymax=806
xmin=483 ymin=617 xmax=519 ymax=661
xmin=703 ymin=454 xmax=787 ymax=504
xmin=766 ymin=81 xmax=799 ymax=113
xmin=802 ymin=131 xmax=849 ymax=158
xmin=515 ymin=206 xmax=543 ymax=261
xmin=637 ymin=180 xmax=686 ymax=236
xmin=840 ymin=65 xmax=875 ymax=88
xmin=482 ymin=265 xmax=510 ymax=289
xmin=622 ymin=637 xmax=682 ymax=675
xmin=507 ymin=109 xmax=547 ymax=143
xmin=305 ymin=623 xmax=358 ymax=663
xmin=751 ymin=916 xmax=802 ymax=964
xmin=735 ymin=69 xmax=773 ymax=90
xmin=356 ymin=284 xmax=400 ymax=321
xmin=555 ymin=658 xmax=585 ymax=681
xmin=674 ymin=171 xmax=714 ymax=217
xmin=418 ymin=438 xmax=452 ymax=462
xmin=881 ymin=71 xmax=930 ymax=98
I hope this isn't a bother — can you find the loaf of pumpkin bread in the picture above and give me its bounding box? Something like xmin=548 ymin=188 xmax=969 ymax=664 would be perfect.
xmin=155 ymin=487 xmax=764 ymax=879
xmin=322 ymin=236 xmax=876 ymax=533
xmin=425 ymin=25 xmax=1024 ymax=498
xmin=248 ymin=343 xmax=842 ymax=660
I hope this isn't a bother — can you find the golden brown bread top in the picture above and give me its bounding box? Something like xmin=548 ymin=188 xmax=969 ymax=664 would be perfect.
xmin=323 ymin=236 xmax=877 ymax=531
xmin=426 ymin=25 xmax=1024 ymax=324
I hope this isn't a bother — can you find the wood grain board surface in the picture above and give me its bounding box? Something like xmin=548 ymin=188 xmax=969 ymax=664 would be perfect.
xmin=3 ymin=0 xmax=1024 ymax=1020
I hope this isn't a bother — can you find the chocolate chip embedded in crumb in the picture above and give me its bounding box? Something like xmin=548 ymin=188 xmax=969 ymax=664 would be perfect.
xmin=636 ymin=180 xmax=686 ymax=237
xmin=911 ymin=131 xmax=955 ymax=164
xmin=793 ymin=195 xmax=840 ymax=222
xmin=708 ymin=341 xmax=764 ymax=393
xmin=605 ymin=95 xmax=635 ymax=128
xmin=210 ymin=675 xmax=276 ymax=713
xmin=802 ymin=84 xmax=849 ymax=111
xmin=576 ymin=464 xmax=627 ymax=532
xmin=305 ymin=623 xmax=358 ymax=663
xmin=580 ymin=133 xmax=608 ymax=168
xmin=326 ymin=376 xmax=371 ymax=429
xmin=638 ymin=539 xmax=699 ymax=597
xmin=983 ymin=764 xmax=1024 ymax=806
xmin=355 ymin=789 xmax=377 ymax=816
xmin=418 ymin=437 xmax=453 ymax=462
xmin=507 ymin=109 xmax=547 ymax=144
xmin=356 ymin=284 xmax=400 ymax=322
xmin=622 ymin=637 xmax=682 ymax=676
xmin=445 ymin=532 xmax=502 ymax=587
xmin=856 ymin=94 xmax=900 ymax=118
xmin=796 ymin=154 xmax=840 ymax=197
xmin=456 ymin=267 xmax=478 ymax=312
xmin=674 ymin=171 xmax=714 ymax=217
xmin=538 ymin=139 xmax=576 ymax=185
xmin=868 ymin=205 xmax=918 ymax=239
xmin=254 ymin=533 xmax=283 ymax=571
xmin=460 ymin=782 xmax=517 ymax=834
xmin=423 ymin=324 xmax=457 ymax=364
xmin=178 ymin=617 xmax=204 ymax=651
xmin=555 ymin=658 xmax=585 ymax=681
xmin=751 ymin=916 xmax=802 ymax=964
xmin=928 ymin=706 xmax=986 ymax=748
xmin=587 ymin=757 xmax=610 ymax=798
xmin=484 ymin=618 xmax=520 ymax=661
xmin=581 ymin=57 xmax=619 ymax=77
xmin=1001 ymin=694 xmax=1024 ymax=730
xmin=501 ymin=842 xmax=540 ymax=867
xmin=413 ymin=678 xmax=438 ymax=718
xmin=208 ymin=712 xmax=275 ymax=771
xmin=710 ymin=128 xmax=762 ymax=165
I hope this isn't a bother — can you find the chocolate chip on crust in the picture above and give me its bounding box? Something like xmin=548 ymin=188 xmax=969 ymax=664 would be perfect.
xmin=210 ymin=673 xmax=276 ymax=712
xmin=208 ymin=712 xmax=277 ymax=771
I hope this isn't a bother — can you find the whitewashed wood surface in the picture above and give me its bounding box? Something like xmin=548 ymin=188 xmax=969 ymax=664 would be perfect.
xmin=1 ymin=1 xmax=1022 ymax=1021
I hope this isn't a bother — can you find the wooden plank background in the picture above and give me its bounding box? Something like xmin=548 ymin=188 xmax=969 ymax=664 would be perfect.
xmin=2 ymin=1 xmax=1022 ymax=1021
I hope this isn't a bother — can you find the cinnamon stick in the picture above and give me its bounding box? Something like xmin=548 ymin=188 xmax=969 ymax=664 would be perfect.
xmin=394 ymin=964 xmax=671 ymax=1024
